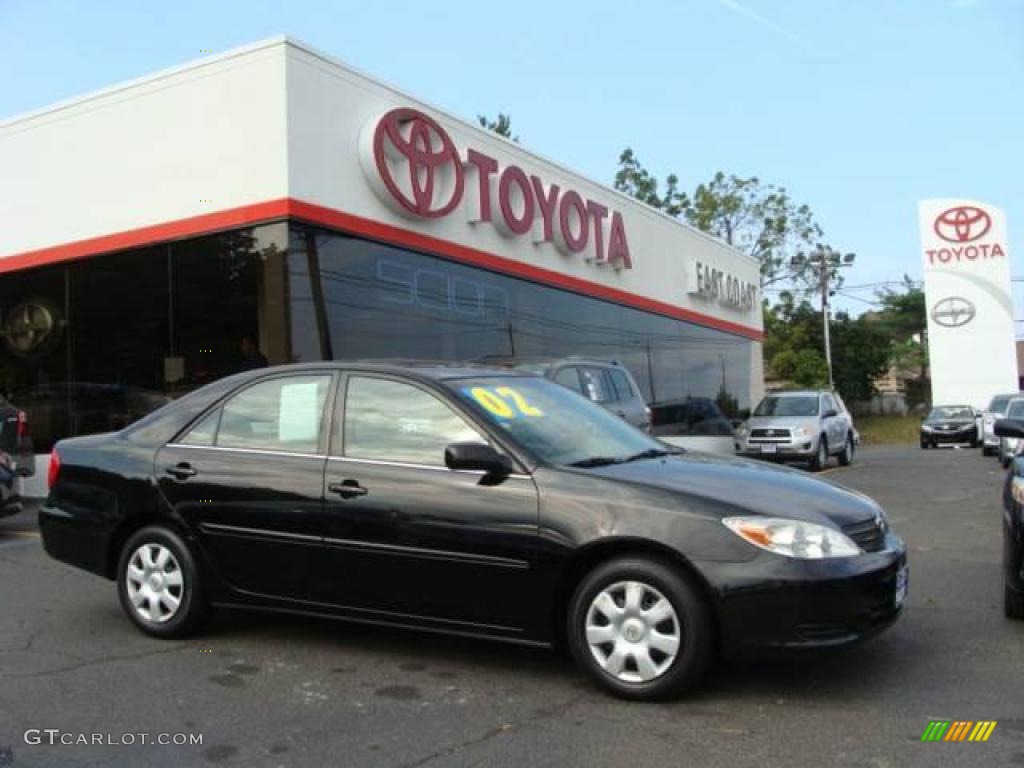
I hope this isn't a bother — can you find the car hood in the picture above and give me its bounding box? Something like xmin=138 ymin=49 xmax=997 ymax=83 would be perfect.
xmin=924 ymin=419 xmax=975 ymax=428
xmin=580 ymin=452 xmax=881 ymax=527
xmin=745 ymin=415 xmax=821 ymax=431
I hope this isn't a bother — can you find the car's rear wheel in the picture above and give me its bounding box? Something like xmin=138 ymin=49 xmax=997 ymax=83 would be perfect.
xmin=117 ymin=526 xmax=207 ymax=638
xmin=1005 ymin=582 xmax=1024 ymax=620
xmin=838 ymin=434 xmax=854 ymax=466
xmin=567 ymin=557 xmax=712 ymax=700
xmin=810 ymin=437 xmax=828 ymax=471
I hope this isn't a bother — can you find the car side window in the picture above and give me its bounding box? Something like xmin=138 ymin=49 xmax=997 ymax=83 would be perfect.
xmin=823 ymin=395 xmax=838 ymax=415
xmin=580 ymin=367 xmax=614 ymax=403
xmin=180 ymin=410 xmax=220 ymax=446
xmin=342 ymin=377 xmax=483 ymax=466
xmin=553 ymin=366 xmax=583 ymax=394
xmin=215 ymin=375 xmax=331 ymax=454
xmin=608 ymin=369 xmax=633 ymax=400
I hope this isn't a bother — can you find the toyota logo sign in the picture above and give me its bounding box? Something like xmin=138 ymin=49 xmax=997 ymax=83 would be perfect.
xmin=934 ymin=206 xmax=992 ymax=243
xmin=931 ymin=296 xmax=976 ymax=328
xmin=371 ymin=108 xmax=464 ymax=218
xmin=360 ymin=107 xmax=634 ymax=269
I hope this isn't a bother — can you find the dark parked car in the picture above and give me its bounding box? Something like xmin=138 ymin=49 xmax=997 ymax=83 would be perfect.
xmin=920 ymin=405 xmax=980 ymax=449
xmin=39 ymin=362 xmax=907 ymax=700
xmin=993 ymin=418 xmax=1024 ymax=619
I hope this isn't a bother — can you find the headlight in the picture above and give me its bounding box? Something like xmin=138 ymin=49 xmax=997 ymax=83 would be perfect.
xmin=723 ymin=516 xmax=861 ymax=559
xmin=736 ymin=424 xmax=749 ymax=437
xmin=791 ymin=426 xmax=809 ymax=438
xmin=921 ymin=425 xmax=933 ymax=432
xmin=1011 ymin=477 xmax=1024 ymax=506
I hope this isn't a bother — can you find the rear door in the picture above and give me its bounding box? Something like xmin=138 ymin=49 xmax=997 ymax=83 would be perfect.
xmin=317 ymin=374 xmax=541 ymax=635
xmin=606 ymin=367 xmax=648 ymax=429
xmin=156 ymin=372 xmax=334 ymax=600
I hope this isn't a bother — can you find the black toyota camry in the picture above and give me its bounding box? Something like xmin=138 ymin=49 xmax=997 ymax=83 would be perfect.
xmin=994 ymin=418 xmax=1024 ymax=620
xmin=39 ymin=362 xmax=907 ymax=700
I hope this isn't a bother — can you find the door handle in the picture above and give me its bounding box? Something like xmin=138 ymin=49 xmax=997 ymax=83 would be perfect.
xmin=329 ymin=480 xmax=368 ymax=499
xmin=165 ymin=463 xmax=197 ymax=480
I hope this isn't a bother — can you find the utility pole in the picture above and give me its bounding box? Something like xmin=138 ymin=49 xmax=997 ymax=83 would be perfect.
xmin=791 ymin=246 xmax=855 ymax=392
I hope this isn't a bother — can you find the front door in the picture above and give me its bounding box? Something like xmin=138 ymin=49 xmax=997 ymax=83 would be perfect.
xmin=318 ymin=374 xmax=541 ymax=637
xmin=157 ymin=372 xmax=334 ymax=600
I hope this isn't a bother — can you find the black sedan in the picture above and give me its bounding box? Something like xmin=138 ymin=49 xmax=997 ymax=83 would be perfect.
xmin=995 ymin=419 xmax=1024 ymax=619
xmin=39 ymin=363 xmax=907 ymax=700
xmin=920 ymin=405 xmax=980 ymax=449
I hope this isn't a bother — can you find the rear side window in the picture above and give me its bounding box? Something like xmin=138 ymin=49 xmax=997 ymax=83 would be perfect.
xmin=823 ymin=395 xmax=838 ymax=414
xmin=212 ymin=375 xmax=331 ymax=454
xmin=607 ymin=369 xmax=633 ymax=400
xmin=580 ymin=367 xmax=614 ymax=403
xmin=553 ymin=367 xmax=583 ymax=394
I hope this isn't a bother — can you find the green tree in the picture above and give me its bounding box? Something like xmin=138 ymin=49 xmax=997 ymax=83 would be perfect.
xmin=477 ymin=113 xmax=518 ymax=142
xmin=830 ymin=312 xmax=893 ymax=403
xmin=612 ymin=153 xmax=825 ymax=289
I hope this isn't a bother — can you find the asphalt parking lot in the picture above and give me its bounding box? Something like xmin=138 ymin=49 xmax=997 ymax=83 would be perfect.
xmin=1 ymin=445 xmax=1022 ymax=768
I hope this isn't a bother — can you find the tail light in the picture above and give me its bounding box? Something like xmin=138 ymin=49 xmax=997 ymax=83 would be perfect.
xmin=47 ymin=449 xmax=61 ymax=489
xmin=16 ymin=410 xmax=28 ymax=440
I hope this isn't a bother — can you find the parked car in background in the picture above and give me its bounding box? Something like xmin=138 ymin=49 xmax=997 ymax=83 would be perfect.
xmin=481 ymin=357 xmax=650 ymax=431
xmin=999 ymin=398 xmax=1024 ymax=468
xmin=982 ymin=392 xmax=1022 ymax=457
xmin=735 ymin=390 xmax=856 ymax=471
xmin=920 ymin=405 xmax=981 ymax=450
xmin=649 ymin=397 xmax=733 ymax=439
xmin=992 ymin=418 xmax=1024 ymax=619
xmin=39 ymin=362 xmax=906 ymax=700
xmin=0 ymin=396 xmax=34 ymax=477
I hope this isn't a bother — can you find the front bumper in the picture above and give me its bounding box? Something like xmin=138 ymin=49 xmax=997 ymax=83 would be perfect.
xmin=922 ymin=427 xmax=976 ymax=444
xmin=707 ymin=532 xmax=908 ymax=654
xmin=735 ymin=436 xmax=819 ymax=460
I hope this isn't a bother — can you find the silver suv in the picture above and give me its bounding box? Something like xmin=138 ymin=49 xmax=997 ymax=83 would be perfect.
xmin=982 ymin=392 xmax=1022 ymax=457
xmin=481 ymin=357 xmax=651 ymax=431
xmin=736 ymin=390 xmax=857 ymax=471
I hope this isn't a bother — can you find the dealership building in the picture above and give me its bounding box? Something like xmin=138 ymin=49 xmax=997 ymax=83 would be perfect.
xmin=0 ymin=37 xmax=764 ymax=496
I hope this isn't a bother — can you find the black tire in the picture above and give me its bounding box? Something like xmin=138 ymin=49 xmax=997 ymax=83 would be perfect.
xmin=983 ymin=445 xmax=994 ymax=457
xmin=117 ymin=525 xmax=207 ymax=638
xmin=567 ymin=557 xmax=712 ymax=701
xmin=920 ymin=437 xmax=929 ymax=450
xmin=1005 ymin=583 xmax=1024 ymax=620
xmin=838 ymin=434 xmax=854 ymax=467
xmin=971 ymin=429 xmax=980 ymax=448
xmin=810 ymin=436 xmax=829 ymax=471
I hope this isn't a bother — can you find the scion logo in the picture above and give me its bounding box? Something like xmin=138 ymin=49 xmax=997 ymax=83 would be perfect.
xmin=931 ymin=296 xmax=976 ymax=328
xmin=934 ymin=206 xmax=992 ymax=243
xmin=370 ymin=107 xmax=464 ymax=219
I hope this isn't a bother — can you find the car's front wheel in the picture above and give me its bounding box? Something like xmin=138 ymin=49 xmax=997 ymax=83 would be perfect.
xmin=117 ymin=526 xmax=207 ymax=638
xmin=567 ymin=557 xmax=712 ymax=700
xmin=810 ymin=436 xmax=829 ymax=471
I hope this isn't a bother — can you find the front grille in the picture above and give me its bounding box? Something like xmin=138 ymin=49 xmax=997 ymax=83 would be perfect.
xmin=842 ymin=518 xmax=886 ymax=553
xmin=750 ymin=428 xmax=790 ymax=440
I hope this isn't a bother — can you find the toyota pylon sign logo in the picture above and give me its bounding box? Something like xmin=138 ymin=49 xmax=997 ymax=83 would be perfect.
xmin=371 ymin=108 xmax=464 ymax=219
xmin=933 ymin=206 xmax=992 ymax=244
xmin=918 ymin=197 xmax=1015 ymax=408
xmin=360 ymin=107 xmax=633 ymax=269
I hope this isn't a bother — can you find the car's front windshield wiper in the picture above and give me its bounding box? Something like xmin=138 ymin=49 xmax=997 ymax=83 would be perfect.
xmin=567 ymin=456 xmax=627 ymax=468
xmin=621 ymin=448 xmax=681 ymax=463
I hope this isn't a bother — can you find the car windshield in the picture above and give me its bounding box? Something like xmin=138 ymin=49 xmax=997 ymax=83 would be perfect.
xmin=449 ymin=376 xmax=665 ymax=466
xmin=989 ymin=395 xmax=1013 ymax=414
xmin=928 ymin=406 xmax=973 ymax=420
xmin=1007 ymin=400 xmax=1024 ymax=419
xmin=754 ymin=395 xmax=819 ymax=417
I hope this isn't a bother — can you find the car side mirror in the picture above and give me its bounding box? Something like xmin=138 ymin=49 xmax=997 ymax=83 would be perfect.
xmin=994 ymin=419 xmax=1024 ymax=439
xmin=823 ymin=409 xmax=837 ymax=419
xmin=445 ymin=442 xmax=513 ymax=476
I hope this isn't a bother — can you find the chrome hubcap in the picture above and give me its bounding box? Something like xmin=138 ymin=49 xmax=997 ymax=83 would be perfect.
xmin=126 ymin=543 xmax=183 ymax=623
xmin=585 ymin=580 xmax=681 ymax=684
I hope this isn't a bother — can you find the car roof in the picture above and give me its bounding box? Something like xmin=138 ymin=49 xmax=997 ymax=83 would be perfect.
xmin=235 ymin=360 xmax=533 ymax=382
xmin=476 ymin=355 xmax=624 ymax=369
xmin=765 ymin=390 xmax=825 ymax=397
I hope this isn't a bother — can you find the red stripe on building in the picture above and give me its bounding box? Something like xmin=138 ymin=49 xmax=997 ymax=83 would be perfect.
xmin=0 ymin=198 xmax=765 ymax=341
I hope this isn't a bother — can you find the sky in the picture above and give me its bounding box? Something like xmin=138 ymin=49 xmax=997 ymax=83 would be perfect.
xmin=2 ymin=0 xmax=1022 ymax=322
